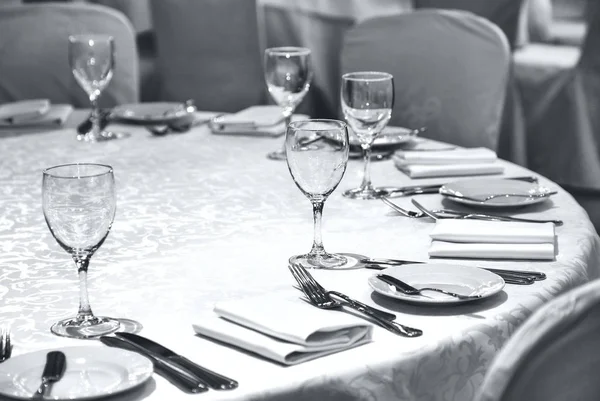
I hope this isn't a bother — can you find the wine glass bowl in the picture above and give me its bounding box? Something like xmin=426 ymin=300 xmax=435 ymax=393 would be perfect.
xmin=42 ymin=163 xmax=120 ymax=338
xmin=341 ymin=71 xmax=394 ymax=199
xmin=286 ymin=119 xmax=350 ymax=269
xmin=264 ymin=47 xmax=313 ymax=160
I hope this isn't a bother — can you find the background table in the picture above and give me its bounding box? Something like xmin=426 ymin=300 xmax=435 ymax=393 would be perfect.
xmin=1 ymin=114 xmax=599 ymax=401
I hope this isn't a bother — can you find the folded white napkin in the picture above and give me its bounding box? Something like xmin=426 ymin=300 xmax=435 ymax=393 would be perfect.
xmin=394 ymin=147 xmax=497 ymax=165
xmin=0 ymin=104 xmax=72 ymax=128
xmin=396 ymin=163 xmax=504 ymax=178
xmin=429 ymin=220 xmax=556 ymax=260
xmin=192 ymin=294 xmax=372 ymax=365
xmin=210 ymin=105 xmax=308 ymax=137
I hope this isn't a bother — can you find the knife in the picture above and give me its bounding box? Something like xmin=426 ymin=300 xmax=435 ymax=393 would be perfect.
xmin=33 ymin=351 xmax=66 ymax=399
xmin=100 ymin=336 xmax=208 ymax=394
xmin=116 ymin=332 xmax=238 ymax=390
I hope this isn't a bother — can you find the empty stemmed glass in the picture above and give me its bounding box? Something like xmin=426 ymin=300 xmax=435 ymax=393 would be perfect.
xmin=286 ymin=119 xmax=350 ymax=269
xmin=42 ymin=163 xmax=120 ymax=338
xmin=341 ymin=72 xmax=394 ymax=199
xmin=264 ymin=47 xmax=313 ymax=160
xmin=69 ymin=34 xmax=121 ymax=142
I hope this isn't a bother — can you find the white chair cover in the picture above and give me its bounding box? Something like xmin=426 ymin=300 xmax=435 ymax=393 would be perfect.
xmin=149 ymin=0 xmax=265 ymax=113
xmin=0 ymin=3 xmax=139 ymax=108
xmin=341 ymin=10 xmax=510 ymax=150
xmin=476 ymin=278 xmax=600 ymax=401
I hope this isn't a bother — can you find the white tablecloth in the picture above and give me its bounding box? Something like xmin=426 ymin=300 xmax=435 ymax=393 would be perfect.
xmin=0 ymin=113 xmax=599 ymax=401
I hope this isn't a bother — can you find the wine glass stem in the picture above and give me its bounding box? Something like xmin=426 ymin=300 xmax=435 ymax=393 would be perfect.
xmin=361 ymin=145 xmax=373 ymax=191
xmin=279 ymin=113 xmax=293 ymax=153
xmin=74 ymin=256 xmax=95 ymax=320
xmin=310 ymin=200 xmax=325 ymax=255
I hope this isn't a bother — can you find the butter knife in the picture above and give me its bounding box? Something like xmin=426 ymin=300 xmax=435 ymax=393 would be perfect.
xmin=116 ymin=332 xmax=238 ymax=390
xmin=33 ymin=351 xmax=66 ymax=399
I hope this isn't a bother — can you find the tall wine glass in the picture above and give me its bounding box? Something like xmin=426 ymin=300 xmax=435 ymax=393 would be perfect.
xmin=286 ymin=119 xmax=350 ymax=269
xmin=264 ymin=47 xmax=313 ymax=160
xmin=42 ymin=163 xmax=120 ymax=338
xmin=69 ymin=35 xmax=119 ymax=142
xmin=341 ymin=72 xmax=394 ymax=199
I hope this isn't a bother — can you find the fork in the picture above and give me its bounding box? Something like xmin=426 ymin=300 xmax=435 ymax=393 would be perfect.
xmin=0 ymin=326 xmax=12 ymax=363
xmin=288 ymin=263 xmax=422 ymax=337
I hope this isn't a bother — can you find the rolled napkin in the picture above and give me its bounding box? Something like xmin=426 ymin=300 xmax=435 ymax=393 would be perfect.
xmin=0 ymin=101 xmax=72 ymax=127
xmin=192 ymin=294 xmax=372 ymax=365
xmin=394 ymin=147 xmax=497 ymax=165
xmin=210 ymin=105 xmax=308 ymax=137
xmin=429 ymin=220 xmax=556 ymax=260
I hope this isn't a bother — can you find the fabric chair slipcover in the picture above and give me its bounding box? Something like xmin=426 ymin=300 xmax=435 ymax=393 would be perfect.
xmin=0 ymin=3 xmax=139 ymax=108
xmin=414 ymin=0 xmax=528 ymax=49
xmin=476 ymin=278 xmax=600 ymax=401
xmin=150 ymin=0 xmax=265 ymax=113
xmin=341 ymin=10 xmax=510 ymax=150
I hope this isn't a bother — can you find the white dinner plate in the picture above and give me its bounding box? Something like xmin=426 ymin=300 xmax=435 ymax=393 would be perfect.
xmin=440 ymin=178 xmax=555 ymax=208
xmin=111 ymin=102 xmax=189 ymax=123
xmin=0 ymin=346 xmax=153 ymax=400
xmin=368 ymin=263 xmax=505 ymax=304
xmin=349 ymin=126 xmax=417 ymax=148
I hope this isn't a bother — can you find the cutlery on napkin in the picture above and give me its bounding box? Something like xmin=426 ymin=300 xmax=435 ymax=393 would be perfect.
xmin=0 ymin=100 xmax=72 ymax=128
xmin=393 ymin=147 xmax=504 ymax=178
xmin=428 ymin=219 xmax=556 ymax=260
xmin=192 ymin=294 xmax=372 ymax=365
xmin=209 ymin=105 xmax=308 ymax=137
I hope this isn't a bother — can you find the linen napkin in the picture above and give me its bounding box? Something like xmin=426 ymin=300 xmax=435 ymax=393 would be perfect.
xmin=393 ymin=147 xmax=504 ymax=178
xmin=0 ymin=103 xmax=73 ymax=128
xmin=210 ymin=105 xmax=308 ymax=137
xmin=192 ymin=294 xmax=372 ymax=365
xmin=429 ymin=220 xmax=556 ymax=260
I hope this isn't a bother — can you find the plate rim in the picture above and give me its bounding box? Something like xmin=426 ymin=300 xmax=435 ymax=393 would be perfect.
xmin=368 ymin=263 xmax=505 ymax=304
xmin=0 ymin=345 xmax=153 ymax=400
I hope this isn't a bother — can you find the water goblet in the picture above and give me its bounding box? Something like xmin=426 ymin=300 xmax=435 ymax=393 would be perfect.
xmin=286 ymin=119 xmax=350 ymax=269
xmin=341 ymin=71 xmax=394 ymax=199
xmin=42 ymin=163 xmax=120 ymax=338
xmin=264 ymin=47 xmax=313 ymax=160
xmin=69 ymin=34 xmax=122 ymax=142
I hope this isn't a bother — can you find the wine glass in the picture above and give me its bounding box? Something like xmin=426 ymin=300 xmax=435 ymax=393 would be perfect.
xmin=341 ymin=71 xmax=394 ymax=199
xmin=69 ymin=35 xmax=121 ymax=142
xmin=42 ymin=163 xmax=120 ymax=338
xmin=264 ymin=47 xmax=313 ymax=160
xmin=286 ymin=119 xmax=350 ymax=269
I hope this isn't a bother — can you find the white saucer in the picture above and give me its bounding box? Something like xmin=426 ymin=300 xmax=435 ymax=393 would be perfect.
xmin=440 ymin=178 xmax=555 ymax=208
xmin=368 ymin=263 xmax=505 ymax=304
xmin=349 ymin=126 xmax=416 ymax=148
xmin=111 ymin=102 xmax=189 ymax=124
xmin=0 ymin=346 xmax=153 ymax=400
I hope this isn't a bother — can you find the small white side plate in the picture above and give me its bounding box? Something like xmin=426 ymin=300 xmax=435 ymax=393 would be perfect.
xmin=112 ymin=102 xmax=189 ymax=123
xmin=440 ymin=178 xmax=554 ymax=208
xmin=368 ymin=263 xmax=505 ymax=304
xmin=0 ymin=346 xmax=153 ymax=400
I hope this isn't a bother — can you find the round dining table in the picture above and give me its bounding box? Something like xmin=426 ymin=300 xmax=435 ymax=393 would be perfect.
xmin=0 ymin=111 xmax=599 ymax=401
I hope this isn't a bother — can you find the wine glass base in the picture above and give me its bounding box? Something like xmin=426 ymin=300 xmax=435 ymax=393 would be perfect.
xmin=343 ymin=187 xmax=388 ymax=200
xmin=290 ymin=253 xmax=358 ymax=270
xmin=50 ymin=315 xmax=120 ymax=339
xmin=267 ymin=149 xmax=287 ymax=160
xmin=78 ymin=130 xmax=130 ymax=142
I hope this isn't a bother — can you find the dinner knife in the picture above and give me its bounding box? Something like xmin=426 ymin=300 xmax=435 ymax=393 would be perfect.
xmin=99 ymin=336 xmax=208 ymax=394
xmin=33 ymin=351 xmax=66 ymax=399
xmin=116 ymin=332 xmax=238 ymax=390
xmin=382 ymin=176 xmax=539 ymax=197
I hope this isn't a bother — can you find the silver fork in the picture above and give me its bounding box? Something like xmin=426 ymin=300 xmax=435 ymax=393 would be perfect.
xmin=288 ymin=263 xmax=422 ymax=337
xmin=0 ymin=326 xmax=12 ymax=363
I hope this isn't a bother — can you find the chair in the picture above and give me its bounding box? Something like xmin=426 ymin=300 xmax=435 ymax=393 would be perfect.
xmin=341 ymin=10 xmax=510 ymax=150
xmin=149 ymin=0 xmax=265 ymax=113
xmin=476 ymin=278 xmax=600 ymax=401
xmin=0 ymin=3 xmax=139 ymax=108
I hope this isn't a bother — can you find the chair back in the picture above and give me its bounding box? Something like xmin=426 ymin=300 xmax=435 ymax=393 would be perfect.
xmin=150 ymin=0 xmax=265 ymax=112
xmin=0 ymin=3 xmax=138 ymax=107
xmin=341 ymin=10 xmax=510 ymax=149
xmin=476 ymin=278 xmax=600 ymax=401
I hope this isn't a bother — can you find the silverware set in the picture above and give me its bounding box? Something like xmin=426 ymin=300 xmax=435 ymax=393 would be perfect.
xmin=101 ymin=332 xmax=238 ymax=394
xmin=288 ymin=262 xmax=423 ymax=337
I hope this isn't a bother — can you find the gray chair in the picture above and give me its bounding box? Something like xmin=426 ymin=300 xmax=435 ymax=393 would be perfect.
xmin=476 ymin=278 xmax=600 ymax=401
xmin=341 ymin=10 xmax=510 ymax=150
xmin=149 ymin=0 xmax=265 ymax=112
xmin=0 ymin=3 xmax=139 ymax=107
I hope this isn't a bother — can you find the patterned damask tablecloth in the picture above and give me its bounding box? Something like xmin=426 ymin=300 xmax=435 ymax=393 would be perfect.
xmin=1 ymin=116 xmax=599 ymax=401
